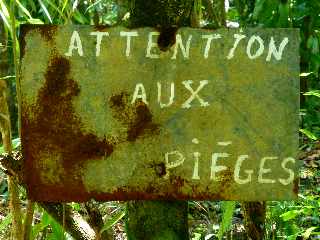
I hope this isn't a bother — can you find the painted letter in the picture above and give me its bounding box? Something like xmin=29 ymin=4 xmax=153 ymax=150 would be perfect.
xmin=65 ymin=31 xmax=83 ymax=56
xmin=171 ymin=34 xmax=192 ymax=59
xmin=90 ymin=31 xmax=109 ymax=56
xmin=181 ymin=80 xmax=209 ymax=108
xmin=192 ymin=152 xmax=201 ymax=180
xmin=266 ymin=37 xmax=289 ymax=61
xmin=258 ymin=157 xmax=277 ymax=183
xmin=227 ymin=34 xmax=246 ymax=59
xmin=234 ymin=155 xmax=253 ymax=184
xmin=246 ymin=35 xmax=265 ymax=59
xmin=210 ymin=153 xmax=228 ymax=180
xmin=278 ymin=157 xmax=295 ymax=185
xmin=146 ymin=32 xmax=160 ymax=59
xmin=202 ymin=34 xmax=221 ymax=58
xmin=120 ymin=31 xmax=139 ymax=57
xmin=157 ymin=82 xmax=174 ymax=108
xmin=131 ymin=83 xmax=148 ymax=104
xmin=164 ymin=151 xmax=185 ymax=178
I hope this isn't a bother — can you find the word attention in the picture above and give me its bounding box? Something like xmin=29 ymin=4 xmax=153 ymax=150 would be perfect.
xmin=64 ymin=30 xmax=289 ymax=61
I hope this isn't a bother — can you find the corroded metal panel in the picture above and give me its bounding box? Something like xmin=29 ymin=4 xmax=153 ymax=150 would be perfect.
xmin=20 ymin=25 xmax=300 ymax=201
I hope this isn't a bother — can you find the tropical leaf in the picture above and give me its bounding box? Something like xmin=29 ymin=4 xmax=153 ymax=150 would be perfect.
xmin=0 ymin=213 xmax=12 ymax=232
xmin=100 ymin=209 xmax=125 ymax=234
xmin=299 ymin=128 xmax=318 ymax=140
xmin=218 ymin=201 xmax=236 ymax=240
xmin=38 ymin=0 xmax=52 ymax=23
xmin=303 ymin=227 xmax=318 ymax=240
xmin=16 ymin=0 xmax=32 ymax=19
xmin=304 ymin=90 xmax=320 ymax=98
xmin=0 ymin=0 xmax=11 ymax=30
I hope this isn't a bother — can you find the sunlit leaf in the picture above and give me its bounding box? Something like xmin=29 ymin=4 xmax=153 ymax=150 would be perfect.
xmin=192 ymin=232 xmax=202 ymax=240
xmin=303 ymin=227 xmax=318 ymax=240
xmin=100 ymin=210 xmax=125 ymax=234
xmin=218 ymin=201 xmax=236 ymax=240
xmin=280 ymin=210 xmax=302 ymax=221
xmin=16 ymin=0 xmax=32 ymax=19
xmin=31 ymin=221 xmax=50 ymax=240
xmin=0 ymin=0 xmax=11 ymax=30
xmin=299 ymin=129 xmax=318 ymax=140
xmin=85 ymin=0 xmax=103 ymax=13
xmin=0 ymin=213 xmax=12 ymax=232
xmin=44 ymin=0 xmax=67 ymax=21
xmin=38 ymin=0 xmax=52 ymax=23
xmin=300 ymin=72 xmax=313 ymax=77
xmin=72 ymin=0 xmax=79 ymax=11
xmin=41 ymin=210 xmax=65 ymax=240
xmin=27 ymin=18 xmax=44 ymax=24
xmin=0 ymin=138 xmax=21 ymax=154
xmin=61 ymin=0 xmax=69 ymax=13
xmin=303 ymin=90 xmax=320 ymax=98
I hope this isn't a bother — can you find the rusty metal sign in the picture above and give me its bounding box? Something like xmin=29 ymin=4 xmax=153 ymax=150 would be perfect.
xmin=20 ymin=25 xmax=299 ymax=201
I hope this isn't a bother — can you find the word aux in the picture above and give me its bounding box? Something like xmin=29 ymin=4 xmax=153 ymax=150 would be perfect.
xmin=131 ymin=80 xmax=209 ymax=109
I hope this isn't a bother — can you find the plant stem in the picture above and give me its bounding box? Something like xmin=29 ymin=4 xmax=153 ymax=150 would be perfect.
xmin=0 ymin=11 xmax=23 ymax=239
xmin=23 ymin=200 xmax=35 ymax=240
xmin=0 ymin=82 xmax=23 ymax=240
xmin=10 ymin=0 xmax=22 ymax=137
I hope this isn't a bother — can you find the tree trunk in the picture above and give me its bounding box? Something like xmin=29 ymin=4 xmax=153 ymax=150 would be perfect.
xmin=126 ymin=201 xmax=189 ymax=240
xmin=124 ymin=1 xmax=194 ymax=239
xmin=242 ymin=202 xmax=266 ymax=240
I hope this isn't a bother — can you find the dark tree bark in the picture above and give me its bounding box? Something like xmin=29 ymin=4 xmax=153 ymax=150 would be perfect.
xmin=126 ymin=201 xmax=189 ymax=240
xmin=128 ymin=0 xmax=193 ymax=28
xmin=124 ymin=1 xmax=195 ymax=239
xmin=242 ymin=202 xmax=266 ymax=240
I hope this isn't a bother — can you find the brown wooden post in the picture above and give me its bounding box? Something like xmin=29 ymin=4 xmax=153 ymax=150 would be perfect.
xmin=125 ymin=1 xmax=193 ymax=239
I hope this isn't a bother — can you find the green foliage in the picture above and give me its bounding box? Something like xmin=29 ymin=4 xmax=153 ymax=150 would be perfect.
xmin=267 ymin=193 xmax=320 ymax=239
xmin=217 ymin=201 xmax=236 ymax=240
xmin=0 ymin=138 xmax=20 ymax=154
xmin=300 ymin=129 xmax=318 ymax=141
xmin=30 ymin=206 xmax=67 ymax=240
xmin=0 ymin=213 xmax=12 ymax=232
xmin=100 ymin=208 xmax=125 ymax=234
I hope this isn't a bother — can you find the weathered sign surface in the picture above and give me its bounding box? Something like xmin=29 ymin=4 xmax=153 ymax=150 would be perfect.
xmin=20 ymin=25 xmax=299 ymax=201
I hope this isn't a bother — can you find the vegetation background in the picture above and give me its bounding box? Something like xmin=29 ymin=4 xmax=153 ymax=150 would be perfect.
xmin=0 ymin=0 xmax=319 ymax=239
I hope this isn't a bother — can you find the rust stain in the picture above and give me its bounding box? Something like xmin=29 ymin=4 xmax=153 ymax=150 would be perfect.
xmin=293 ymin=178 xmax=299 ymax=195
xmin=93 ymin=25 xmax=110 ymax=32
xmin=20 ymin=25 xmax=57 ymax=58
xmin=154 ymin=162 xmax=166 ymax=177
xmin=20 ymin=25 xmax=31 ymax=59
xmin=218 ymin=169 xmax=234 ymax=198
xmin=170 ymin=176 xmax=186 ymax=188
xmin=22 ymin=54 xmax=115 ymax=201
xmin=127 ymin=102 xmax=160 ymax=141
xmin=37 ymin=25 xmax=58 ymax=43
xmin=23 ymin=63 xmax=161 ymax=201
xmin=109 ymin=92 xmax=161 ymax=142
